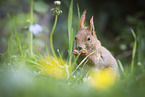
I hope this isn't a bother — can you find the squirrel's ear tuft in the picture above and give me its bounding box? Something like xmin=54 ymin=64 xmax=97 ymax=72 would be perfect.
xmin=89 ymin=16 xmax=96 ymax=36
xmin=89 ymin=16 xmax=94 ymax=31
xmin=80 ymin=10 xmax=86 ymax=30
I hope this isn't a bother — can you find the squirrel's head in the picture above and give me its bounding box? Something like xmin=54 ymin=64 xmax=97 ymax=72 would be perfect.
xmin=75 ymin=10 xmax=101 ymax=52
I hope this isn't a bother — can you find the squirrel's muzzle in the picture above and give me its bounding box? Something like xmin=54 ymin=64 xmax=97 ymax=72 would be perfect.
xmin=77 ymin=45 xmax=86 ymax=51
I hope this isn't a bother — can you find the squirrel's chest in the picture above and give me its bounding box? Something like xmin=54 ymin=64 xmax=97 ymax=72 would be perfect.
xmin=77 ymin=52 xmax=105 ymax=69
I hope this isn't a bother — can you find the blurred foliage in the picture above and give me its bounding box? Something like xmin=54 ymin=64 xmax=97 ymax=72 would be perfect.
xmin=0 ymin=0 xmax=145 ymax=97
xmin=1 ymin=0 xmax=145 ymax=62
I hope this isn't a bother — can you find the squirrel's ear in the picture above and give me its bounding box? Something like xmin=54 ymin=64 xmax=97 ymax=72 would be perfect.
xmin=89 ymin=16 xmax=95 ymax=35
xmin=80 ymin=10 xmax=86 ymax=30
xmin=89 ymin=16 xmax=94 ymax=31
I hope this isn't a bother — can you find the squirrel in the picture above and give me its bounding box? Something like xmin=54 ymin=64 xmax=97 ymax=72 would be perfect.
xmin=73 ymin=10 xmax=119 ymax=73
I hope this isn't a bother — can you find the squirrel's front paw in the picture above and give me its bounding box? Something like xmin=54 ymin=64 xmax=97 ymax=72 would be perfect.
xmin=73 ymin=50 xmax=80 ymax=55
xmin=80 ymin=49 xmax=88 ymax=55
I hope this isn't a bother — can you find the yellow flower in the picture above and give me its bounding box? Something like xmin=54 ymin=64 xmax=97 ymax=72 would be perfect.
xmin=38 ymin=57 xmax=69 ymax=79
xmin=87 ymin=68 xmax=119 ymax=90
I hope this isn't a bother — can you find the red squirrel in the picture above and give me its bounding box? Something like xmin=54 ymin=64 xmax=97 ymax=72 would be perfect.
xmin=73 ymin=10 xmax=119 ymax=72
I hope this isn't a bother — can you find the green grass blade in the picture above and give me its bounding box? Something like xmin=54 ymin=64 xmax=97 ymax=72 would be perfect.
xmin=130 ymin=28 xmax=137 ymax=74
xmin=9 ymin=17 xmax=23 ymax=56
xmin=8 ymin=39 xmax=12 ymax=57
xmin=11 ymin=18 xmax=22 ymax=56
xmin=71 ymin=54 xmax=80 ymax=72
xmin=33 ymin=49 xmax=43 ymax=59
xmin=19 ymin=56 xmax=41 ymax=66
xmin=68 ymin=0 xmax=73 ymax=35
xmin=70 ymin=28 xmax=74 ymax=54
xmin=57 ymin=49 xmax=65 ymax=65
xmin=77 ymin=4 xmax=80 ymax=31
xmin=117 ymin=59 xmax=126 ymax=77
xmin=30 ymin=0 xmax=34 ymax=57
xmin=68 ymin=0 xmax=73 ymax=66
xmin=30 ymin=0 xmax=33 ymax=25
xmin=69 ymin=28 xmax=74 ymax=66
xmin=14 ymin=30 xmax=23 ymax=56
xmin=45 ymin=44 xmax=49 ymax=56
xmin=72 ymin=49 xmax=98 ymax=75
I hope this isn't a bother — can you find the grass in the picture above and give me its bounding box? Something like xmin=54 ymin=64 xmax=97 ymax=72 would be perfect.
xmin=68 ymin=0 xmax=73 ymax=66
xmin=130 ymin=28 xmax=137 ymax=74
xmin=30 ymin=0 xmax=34 ymax=57
xmin=0 ymin=0 xmax=145 ymax=97
xmin=50 ymin=15 xmax=58 ymax=58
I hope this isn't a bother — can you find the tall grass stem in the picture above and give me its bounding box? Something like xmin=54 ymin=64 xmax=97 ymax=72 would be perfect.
xmin=68 ymin=0 xmax=73 ymax=66
xmin=77 ymin=4 xmax=80 ymax=31
xmin=50 ymin=15 xmax=58 ymax=58
xmin=30 ymin=0 xmax=34 ymax=57
xmin=131 ymin=29 xmax=137 ymax=74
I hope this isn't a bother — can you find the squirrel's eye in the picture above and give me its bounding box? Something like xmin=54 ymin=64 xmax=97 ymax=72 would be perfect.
xmin=87 ymin=37 xmax=91 ymax=41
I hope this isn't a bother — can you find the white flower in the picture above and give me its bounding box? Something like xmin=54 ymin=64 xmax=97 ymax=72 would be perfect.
xmin=137 ymin=62 xmax=142 ymax=66
xmin=29 ymin=24 xmax=43 ymax=35
xmin=54 ymin=1 xmax=61 ymax=5
xmin=26 ymin=19 xmax=30 ymax=22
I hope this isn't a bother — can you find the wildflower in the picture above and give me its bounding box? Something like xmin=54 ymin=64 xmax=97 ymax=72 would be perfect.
xmin=86 ymin=68 xmax=118 ymax=90
xmin=29 ymin=24 xmax=43 ymax=35
xmin=137 ymin=62 xmax=142 ymax=66
xmin=38 ymin=57 xmax=70 ymax=79
xmin=51 ymin=1 xmax=62 ymax=15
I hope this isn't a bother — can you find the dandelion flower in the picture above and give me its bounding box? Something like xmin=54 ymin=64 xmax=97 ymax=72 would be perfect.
xmin=38 ymin=57 xmax=70 ymax=79
xmin=86 ymin=68 xmax=118 ymax=90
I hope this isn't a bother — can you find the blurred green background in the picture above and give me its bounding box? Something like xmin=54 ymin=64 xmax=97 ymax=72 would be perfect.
xmin=0 ymin=0 xmax=145 ymax=97
xmin=0 ymin=0 xmax=145 ymax=65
